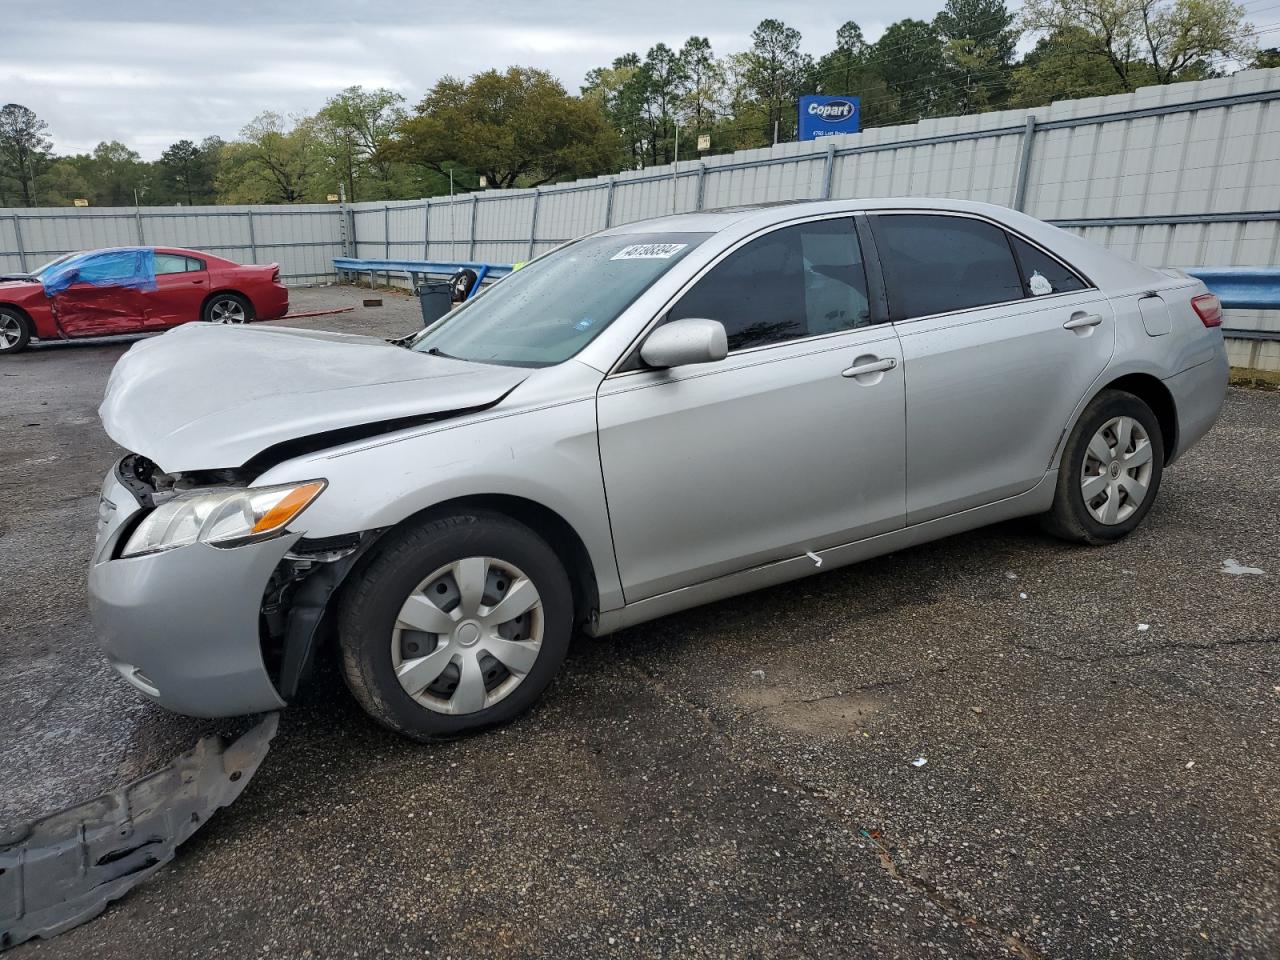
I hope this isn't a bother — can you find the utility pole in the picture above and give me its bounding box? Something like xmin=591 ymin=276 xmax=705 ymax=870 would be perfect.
xmin=671 ymin=123 xmax=680 ymax=215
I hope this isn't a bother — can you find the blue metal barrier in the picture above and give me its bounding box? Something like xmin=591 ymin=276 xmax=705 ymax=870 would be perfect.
xmin=1185 ymin=267 xmax=1280 ymax=342
xmin=1185 ymin=267 xmax=1280 ymax=311
xmin=332 ymin=258 xmax=514 ymax=300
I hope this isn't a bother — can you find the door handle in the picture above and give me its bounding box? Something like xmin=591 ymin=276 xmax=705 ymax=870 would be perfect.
xmin=841 ymin=357 xmax=897 ymax=378
xmin=1063 ymin=313 xmax=1103 ymax=330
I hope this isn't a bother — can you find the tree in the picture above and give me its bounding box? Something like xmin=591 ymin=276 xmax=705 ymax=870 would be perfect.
xmin=678 ymin=36 xmax=722 ymax=135
xmin=1019 ymin=0 xmax=1254 ymax=89
xmin=935 ymin=0 xmax=1019 ymax=110
xmin=1009 ymin=26 xmax=1156 ymax=105
xmin=217 ymin=112 xmax=321 ymax=203
xmin=88 ymin=141 xmax=148 ymax=206
xmin=870 ymin=19 xmax=954 ymax=123
xmin=814 ymin=21 xmax=895 ymax=127
xmin=744 ymin=20 xmax=813 ymax=142
xmin=157 ymin=138 xmax=219 ymax=205
xmin=0 ymin=103 xmax=53 ymax=206
xmin=583 ymin=54 xmax=650 ymax=168
xmin=393 ymin=67 xmax=622 ymax=189
xmin=35 ymin=158 xmax=92 ymax=206
xmin=316 ymin=86 xmax=406 ymax=201
xmin=639 ymin=43 xmax=689 ymax=164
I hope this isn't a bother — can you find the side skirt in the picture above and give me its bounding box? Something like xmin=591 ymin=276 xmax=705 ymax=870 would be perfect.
xmin=589 ymin=471 xmax=1057 ymax=636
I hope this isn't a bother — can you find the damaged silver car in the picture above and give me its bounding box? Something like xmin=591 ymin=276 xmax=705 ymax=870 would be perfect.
xmin=89 ymin=199 xmax=1228 ymax=740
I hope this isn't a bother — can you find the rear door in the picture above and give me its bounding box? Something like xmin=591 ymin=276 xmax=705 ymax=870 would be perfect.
xmin=868 ymin=213 xmax=1115 ymax=524
xmin=144 ymin=253 xmax=209 ymax=327
xmin=596 ymin=215 xmax=906 ymax=602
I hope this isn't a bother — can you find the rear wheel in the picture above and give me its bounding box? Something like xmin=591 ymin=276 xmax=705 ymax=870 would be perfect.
xmin=1043 ymin=389 xmax=1164 ymax=544
xmin=337 ymin=512 xmax=573 ymax=740
xmin=0 ymin=308 xmax=31 ymax=355
xmin=203 ymin=293 xmax=254 ymax=324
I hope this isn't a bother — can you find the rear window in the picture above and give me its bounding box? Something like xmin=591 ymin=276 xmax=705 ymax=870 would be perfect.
xmin=871 ymin=214 xmax=1025 ymax=320
xmin=1009 ymin=235 xmax=1087 ymax=296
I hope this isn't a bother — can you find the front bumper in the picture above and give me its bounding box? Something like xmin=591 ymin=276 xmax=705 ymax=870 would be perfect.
xmin=88 ymin=466 xmax=292 ymax=717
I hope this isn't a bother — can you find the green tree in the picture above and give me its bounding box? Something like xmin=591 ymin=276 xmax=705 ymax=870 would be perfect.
xmin=393 ymin=67 xmax=622 ymax=189
xmin=35 ymin=157 xmax=92 ymax=206
xmin=88 ymin=140 xmax=148 ymax=206
xmin=744 ymin=19 xmax=813 ymax=142
xmin=316 ymin=86 xmax=406 ymax=201
xmin=640 ymin=43 xmax=689 ymax=164
xmin=157 ymin=138 xmax=219 ymax=205
xmin=0 ymin=103 xmax=53 ymax=206
xmin=678 ymin=36 xmax=722 ymax=135
xmin=814 ymin=21 xmax=895 ymax=127
xmin=583 ymin=54 xmax=650 ymax=168
xmin=1255 ymin=47 xmax=1280 ymax=68
xmin=1019 ymin=0 xmax=1254 ymax=89
xmin=1009 ymin=26 xmax=1156 ymax=105
xmin=871 ymin=19 xmax=953 ymax=123
xmin=935 ymin=0 xmax=1019 ymax=110
xmin=217 ymin=112 xmax=321 ymax=203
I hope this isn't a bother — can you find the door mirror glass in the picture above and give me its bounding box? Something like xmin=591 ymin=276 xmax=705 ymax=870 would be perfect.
xmin=640 ymin=318 xmax=728 ymax=369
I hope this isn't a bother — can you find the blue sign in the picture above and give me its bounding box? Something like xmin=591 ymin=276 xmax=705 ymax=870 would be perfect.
xmin=798 ymin=96 xmax=861 ymax=141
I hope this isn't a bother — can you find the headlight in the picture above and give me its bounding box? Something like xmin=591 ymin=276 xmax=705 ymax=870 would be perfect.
xmin=120 ymin=480 xmax=326 ymax=558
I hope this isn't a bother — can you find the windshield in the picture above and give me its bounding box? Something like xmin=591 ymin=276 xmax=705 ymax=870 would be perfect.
xmin=30 ymin=253 xmax=81 ymax=278
xmin=411 ymin=232 xmax=709 ymax=367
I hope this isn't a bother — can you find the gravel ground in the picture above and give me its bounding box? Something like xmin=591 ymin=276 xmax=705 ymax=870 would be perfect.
xmin=1 ymin=285 xmax=1277 ymax=958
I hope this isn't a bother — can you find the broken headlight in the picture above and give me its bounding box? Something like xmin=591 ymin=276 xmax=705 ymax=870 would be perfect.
xmin=120 ymin=480 xmax=326 ymax=558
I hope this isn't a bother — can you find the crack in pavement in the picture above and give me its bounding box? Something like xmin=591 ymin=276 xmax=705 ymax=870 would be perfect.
xmin=1012 ymin=634 xmax=1279 ymax=664
xmin=622 ymin=662 xmax=1044 ymax=959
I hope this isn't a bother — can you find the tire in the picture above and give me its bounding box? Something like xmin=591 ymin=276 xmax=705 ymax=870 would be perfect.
xmin=0 ymin=308 xmax=31 ymax=355
xmin=337 ymin=512 xmax=574 ymax=740
xmin=203 ymin=292 xmax=254 ymax=324
xmin=1042 ymin=389 xmax=1165 ymax=544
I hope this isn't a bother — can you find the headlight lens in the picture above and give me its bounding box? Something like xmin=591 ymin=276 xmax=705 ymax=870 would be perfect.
xmin=120 ymin=480 xmax=326 ymax=558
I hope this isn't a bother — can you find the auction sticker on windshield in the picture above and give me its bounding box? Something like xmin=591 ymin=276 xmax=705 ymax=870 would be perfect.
xmin=611 ymin=243 xmax=688 ymax=260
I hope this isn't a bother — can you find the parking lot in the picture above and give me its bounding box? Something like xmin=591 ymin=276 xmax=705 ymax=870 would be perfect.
xmin=1 ymin=284 xmax=1277 ymax=958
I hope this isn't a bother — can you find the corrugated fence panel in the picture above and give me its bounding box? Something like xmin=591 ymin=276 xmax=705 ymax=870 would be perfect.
xmin=4 ymin=70 xmax=1280 ymax=363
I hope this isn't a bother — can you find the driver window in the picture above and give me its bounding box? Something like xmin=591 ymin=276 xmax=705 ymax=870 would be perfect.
xmin=668 ymin=218 xmax=870 ymax=352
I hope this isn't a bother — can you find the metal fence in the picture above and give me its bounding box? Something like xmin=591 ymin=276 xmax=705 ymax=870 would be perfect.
xmin=3 ymin=69 xmax=1279 ymax=369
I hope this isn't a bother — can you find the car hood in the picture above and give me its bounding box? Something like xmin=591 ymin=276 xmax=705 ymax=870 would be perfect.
xmin=100 ymin=324 xmax=528 ymax=472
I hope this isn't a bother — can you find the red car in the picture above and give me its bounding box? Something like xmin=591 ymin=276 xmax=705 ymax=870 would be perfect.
xmin=0 ymin=246 xmax=289 ymax=355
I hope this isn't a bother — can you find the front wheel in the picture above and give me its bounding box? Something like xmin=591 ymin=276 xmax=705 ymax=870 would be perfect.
xmin=0 ymin=308 xmax=31 ymax=355
xmin=337 ymin=513 xmax=574 ymax=740
xmin=1043 ymin=389 xmax=1165 ymax=544
xmin=203 ymin=292 xmax=254 ymax=324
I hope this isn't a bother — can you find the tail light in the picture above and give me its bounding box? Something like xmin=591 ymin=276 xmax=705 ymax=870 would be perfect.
xmin=1190 ymin=292 xmax=1222 ymax=328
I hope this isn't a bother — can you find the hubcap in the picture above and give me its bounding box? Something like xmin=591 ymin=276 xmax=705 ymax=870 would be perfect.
xmin=209 ymin=299 xmax=246 ymax=324
xmin=1081 ymin=415 xmax=1153 ymax=525
xmin=391 ymin=556 xmax=544 ymax=715
xmin=0 ymin=315 xmax=20 ymax=348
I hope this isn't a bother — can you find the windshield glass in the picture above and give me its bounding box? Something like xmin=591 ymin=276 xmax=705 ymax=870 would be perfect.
xmin=30 ymin=253 xmax=80 ymax=278
xmin=411 ymin=232 xmax=709 ymax=367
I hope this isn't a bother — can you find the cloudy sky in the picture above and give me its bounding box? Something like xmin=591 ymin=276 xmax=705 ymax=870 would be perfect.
xmin=6 ymin=0 xmax=954 ymax=159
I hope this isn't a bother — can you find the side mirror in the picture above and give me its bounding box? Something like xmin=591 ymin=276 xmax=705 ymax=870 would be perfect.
xmin=639 ymin=318 xmax=728 ymax=369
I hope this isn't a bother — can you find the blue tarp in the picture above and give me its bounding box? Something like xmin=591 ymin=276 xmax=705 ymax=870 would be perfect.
xmin=42 ymin=248 xmax=157 ymax=297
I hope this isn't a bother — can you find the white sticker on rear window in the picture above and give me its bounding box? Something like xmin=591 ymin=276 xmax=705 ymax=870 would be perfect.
xmin=1028 ymin=270 xmax=1053 ymax=296
xmin=611 ymin=243 xmax=688 ymax=261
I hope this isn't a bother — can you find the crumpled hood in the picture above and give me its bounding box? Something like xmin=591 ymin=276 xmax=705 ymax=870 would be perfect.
xmin=100 ymin=324 xmax=527 ymax=472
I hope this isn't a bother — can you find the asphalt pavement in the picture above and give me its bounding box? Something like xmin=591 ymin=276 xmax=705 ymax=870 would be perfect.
xmin=1 ymin=286 xmax=1277 ymax=958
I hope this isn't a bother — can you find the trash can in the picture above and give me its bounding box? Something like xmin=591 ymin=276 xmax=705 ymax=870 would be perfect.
xmin=417 ymin=281 xmax=452 ymax=327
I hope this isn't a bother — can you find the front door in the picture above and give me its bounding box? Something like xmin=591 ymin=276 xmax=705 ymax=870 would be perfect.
xmin=868 ymin=213 xmax=1117 ymax=524
xmin=597 ymin=216 xmax=907 ymax=603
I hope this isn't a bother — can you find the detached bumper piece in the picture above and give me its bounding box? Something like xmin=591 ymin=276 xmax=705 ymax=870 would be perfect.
xmin=0 ymin=713 xmax=279 ymax=950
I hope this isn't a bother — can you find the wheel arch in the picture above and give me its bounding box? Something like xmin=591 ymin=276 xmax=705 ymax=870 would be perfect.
xmin=370 ymin=493 xmax=601 ymax=630
xmin=1097 ymin=372 xmax=1178 ymax=464
xmin=200 ymin=289 xmax=254 ymax=321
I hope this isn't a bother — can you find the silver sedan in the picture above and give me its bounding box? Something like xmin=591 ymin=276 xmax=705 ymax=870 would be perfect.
xmin=89 ymin=198 xmax=1228 ymax=739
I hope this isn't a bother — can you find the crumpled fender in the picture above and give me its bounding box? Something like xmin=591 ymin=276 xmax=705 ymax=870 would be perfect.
xmin=0 ymin=713 xmax=279 ymax=950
